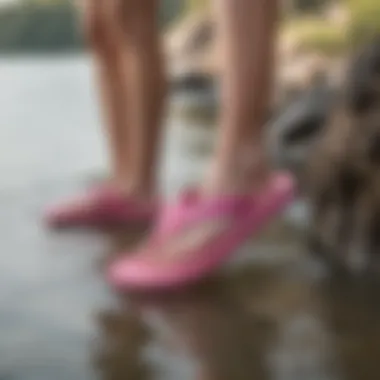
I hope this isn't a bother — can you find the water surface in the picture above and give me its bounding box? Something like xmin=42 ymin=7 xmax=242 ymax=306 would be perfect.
xmin=0 ymin=56 xmax=379 ymax=380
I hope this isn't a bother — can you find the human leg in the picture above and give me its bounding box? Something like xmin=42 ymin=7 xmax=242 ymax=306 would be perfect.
xmin=108 ymin=0 xmax=295 ymax=289
xmin=45 ymin=0 xmax=164 ymax=227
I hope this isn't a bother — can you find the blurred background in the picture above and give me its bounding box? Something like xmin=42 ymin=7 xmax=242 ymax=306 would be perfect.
xmin=1 ymin=1 xmax=380 ymax=380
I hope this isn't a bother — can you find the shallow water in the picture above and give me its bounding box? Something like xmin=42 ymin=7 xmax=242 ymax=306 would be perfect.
xmin=0 ymin=55 xmax=379 ymax=380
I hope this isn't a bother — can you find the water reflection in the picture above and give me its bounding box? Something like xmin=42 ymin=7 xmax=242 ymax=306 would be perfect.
xmin=93 ymin=258 xmax=340 ymax=380
xmin=93 ymin=305 xmax=152 ymax=380
xmin=319 ymin=276 xmax=380 ymax=380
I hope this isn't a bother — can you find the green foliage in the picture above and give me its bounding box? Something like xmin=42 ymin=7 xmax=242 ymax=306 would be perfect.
xmin=0 ymin=0 xmax=183 ymax=53
xmin=0 ymin=1 xmax=82 ymax=52
xmin=292 ymin=0 xmax=330 ymax=13
xmin=186 ymin=0 xmax=209 ymax=13
xmin=5 ymin=0 xmax=380 ymax=55
xmin=159 ymin=0 xmax=184 ymax=28
xmin=284 ymin=18 xmax=348 ymax=56
xmin=284 ymin=1 xmax=380 ymax=54
xmin=348 ymin=0 xmax=380 ymax=45
xmin=300 ymin=27 xmax=347 ymax=55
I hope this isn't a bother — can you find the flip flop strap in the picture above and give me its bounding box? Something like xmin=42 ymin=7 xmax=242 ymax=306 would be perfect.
xmin=156 ymin=191 xmax=255 ymax=238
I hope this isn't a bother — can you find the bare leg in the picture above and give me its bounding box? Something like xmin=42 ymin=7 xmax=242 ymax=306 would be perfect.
xmin=83 ymin=0 xmax=165 ymax=196
xmin=94 ymin=50 xmax=131 ymax=187
xmin=82 ymin=0 xmax=132 ymax=188
xmin=128 ymin=0 xmax=279 ymax=258
xmin=119 ymin=0 xmax=166 ymax=197
xmin=107 ymin=0 xmax=285 ymax=285
xmin=205 ymin=0 xmax=279 ymax=196
xmin=45 ymin=0 xmax=164 ymax=226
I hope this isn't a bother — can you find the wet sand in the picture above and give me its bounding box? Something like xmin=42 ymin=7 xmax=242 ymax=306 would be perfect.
xmin=0 ymin=56 xmax=380 ymax=380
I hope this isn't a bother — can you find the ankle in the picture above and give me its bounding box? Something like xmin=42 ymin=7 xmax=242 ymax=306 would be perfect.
xmin=203 ymin=146 xmax=270 ymax=196
xmin=107 ymin=178 xmax=157 ymax=201
xmin=126 ymin=182 xmax=158 ymax=201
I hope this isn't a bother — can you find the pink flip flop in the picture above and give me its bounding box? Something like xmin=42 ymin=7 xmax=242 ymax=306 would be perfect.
xmin=45 ymin=185 xmax=158 ymax=228
xmin=108 ymin=171 xmax=295 ymax=290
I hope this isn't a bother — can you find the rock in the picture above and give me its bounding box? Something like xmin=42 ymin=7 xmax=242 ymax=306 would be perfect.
xmin=266 ymin=79 xmax=337 ymax=176
xmin=170 ymin=72 xmax=215 ymax=93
